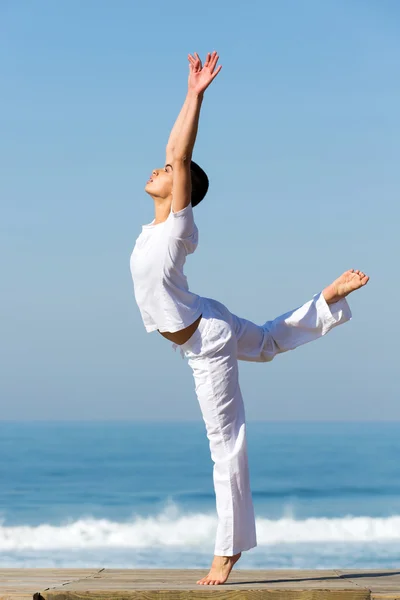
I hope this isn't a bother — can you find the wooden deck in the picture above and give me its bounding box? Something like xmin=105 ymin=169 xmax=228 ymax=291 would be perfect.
xmin=0 ymin=569 xmax=399 ymax=599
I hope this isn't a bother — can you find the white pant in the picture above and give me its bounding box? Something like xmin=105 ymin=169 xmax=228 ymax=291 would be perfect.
xmin=179 ymin=292 xmax=352 ymax=556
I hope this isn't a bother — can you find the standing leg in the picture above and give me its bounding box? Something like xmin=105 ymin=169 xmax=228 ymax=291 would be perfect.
xmin=181 ymin=300 xmax=256 ymax=584
xmin=188 ymin=349 xmax=256 ymax=557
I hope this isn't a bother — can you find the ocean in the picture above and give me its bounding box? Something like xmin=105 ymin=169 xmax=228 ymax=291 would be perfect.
xmin=0 ymin=420 xmax=399 ymax=569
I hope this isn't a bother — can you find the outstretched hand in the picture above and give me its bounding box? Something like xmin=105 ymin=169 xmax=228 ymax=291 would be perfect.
xmin=188 ymin=51 xmax=222 ymax=96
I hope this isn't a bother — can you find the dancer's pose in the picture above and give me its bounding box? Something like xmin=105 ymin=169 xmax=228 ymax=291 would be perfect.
xmin=130 ymin=51 xmax=369 ymax=585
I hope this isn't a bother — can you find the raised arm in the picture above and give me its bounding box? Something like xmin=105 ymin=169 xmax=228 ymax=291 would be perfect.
xmin=165 ymin=96 xmax=190 ymax=165
xmin=169 ymin=51 xmax=222 ymax=213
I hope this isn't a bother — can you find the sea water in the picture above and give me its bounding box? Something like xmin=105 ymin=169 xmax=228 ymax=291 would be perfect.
xmin=0 ymin=420 xmax=399 ymax=569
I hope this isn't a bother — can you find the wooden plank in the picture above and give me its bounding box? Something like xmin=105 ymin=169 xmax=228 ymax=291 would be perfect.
xmin=0 ymin=570 xmax=101 ymax=600
xmin=0 ymin=596 xmax=33 ymax=600
xmin=0 ymin=569 xmax=399 ymax=599
xmin=335 ymin=570 xmax=400 ymax=597
xmin=37 ymin=569 xmax=370 ymax=599
xmin=55 ymin=568 xmax=358 ymax=588
xmin=38 ymin=591 xmax=371 ymax=600
xmin=371 ymin=595 xmax=400 ymax=600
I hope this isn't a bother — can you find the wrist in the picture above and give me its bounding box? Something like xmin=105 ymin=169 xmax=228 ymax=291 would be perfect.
xmin=187 ymin=89 xmax=204 ymax=102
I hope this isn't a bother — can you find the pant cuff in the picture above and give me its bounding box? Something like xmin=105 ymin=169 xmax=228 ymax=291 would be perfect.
xmin=214 ymin=541 xmax=257 ymax=556
xmin=315 ymin=291 xmax=352 ymax=335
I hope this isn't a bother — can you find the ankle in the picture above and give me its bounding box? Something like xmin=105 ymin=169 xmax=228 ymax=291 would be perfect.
xmin=322 ymin=284 xmax=338 ymax=305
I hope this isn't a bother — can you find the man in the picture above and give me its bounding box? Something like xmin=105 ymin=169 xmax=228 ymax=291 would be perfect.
xmin=130 ymin=51 xmax=369 ymax=585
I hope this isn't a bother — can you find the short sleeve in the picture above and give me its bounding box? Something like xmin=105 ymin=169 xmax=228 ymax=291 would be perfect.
xmin=170 ymin=204 xmax=198 ymax=254
xmin=171 ymin=204 xmax=196 ymax=239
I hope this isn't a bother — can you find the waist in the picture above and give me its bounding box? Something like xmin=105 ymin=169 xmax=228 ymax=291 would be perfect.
xmin=137 ymin=291 xmax=203 ymax=334
xmin=158 ymin=313 xmax=203 ymax=345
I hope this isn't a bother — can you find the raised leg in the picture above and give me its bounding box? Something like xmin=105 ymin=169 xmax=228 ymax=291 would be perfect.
xmin=232 ymin=291 xmax=352 ymax=362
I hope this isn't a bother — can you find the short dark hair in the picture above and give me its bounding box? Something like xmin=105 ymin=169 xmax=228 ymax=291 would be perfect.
xmin=190 ymin=161 xmax=209 ymax=207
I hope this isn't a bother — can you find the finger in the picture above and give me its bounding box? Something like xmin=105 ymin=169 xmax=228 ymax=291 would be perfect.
xmin=207 ymin=50 xmax=216 ymax=69
xmin=210 ymin=64 xmax=222 ymax=80
xmin=209 ymin=51 xmax=219 ymax=73
xmin=190 ymin=54 xmax=201 ymax=72
xmin=188 ymin=54 xmax=196 ymax=66
xmin=194 ymin=52 xmax=202 ymax=69
xmin=193 ymin=57 xmax=201 ymax=71
xmin=204 ymin=52 xmax=211 ymax=67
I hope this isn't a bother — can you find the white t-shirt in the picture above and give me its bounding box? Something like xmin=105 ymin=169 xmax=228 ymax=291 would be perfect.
xmin=130 ymin=204 xmax=203 ymax=333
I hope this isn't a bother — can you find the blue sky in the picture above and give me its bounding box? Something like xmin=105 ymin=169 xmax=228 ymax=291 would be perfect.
xmin=1 ymin=0 xmax=399 ymax=421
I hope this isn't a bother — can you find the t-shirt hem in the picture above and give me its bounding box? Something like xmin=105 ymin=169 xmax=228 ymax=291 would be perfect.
xmin=144 ymin=325 xmax=160 ymax=333
xmin=145 ymin=305 xmax=203 ymax=334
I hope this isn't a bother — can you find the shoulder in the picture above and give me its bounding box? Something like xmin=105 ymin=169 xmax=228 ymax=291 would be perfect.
xmin=170 ymin=203 xmax=194 ymax=220
xmin=170 ymin=203 xmax=197 ymax=239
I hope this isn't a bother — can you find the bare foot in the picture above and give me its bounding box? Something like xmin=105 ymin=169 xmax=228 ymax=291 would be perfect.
xmin=323 ymin=269 xmax=369 ymax=305
xmin=196 ymin=552 xmax=241 ymax=585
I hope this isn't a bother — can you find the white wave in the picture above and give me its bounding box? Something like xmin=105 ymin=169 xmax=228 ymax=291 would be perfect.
xmin=1 ymin=505 xmax=400 ymax=550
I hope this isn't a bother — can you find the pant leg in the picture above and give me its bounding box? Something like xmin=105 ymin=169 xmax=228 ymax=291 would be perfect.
xmin=231 ymin=291 xmax=352 ymax=362
xmin=181 ymin=299 xmax=257 ymax=556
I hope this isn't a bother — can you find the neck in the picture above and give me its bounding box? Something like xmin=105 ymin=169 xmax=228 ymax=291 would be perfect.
xmin=152 ymin=196 xmax=172 ymax=224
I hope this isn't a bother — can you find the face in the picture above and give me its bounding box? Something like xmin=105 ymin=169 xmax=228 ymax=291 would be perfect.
xmin=145 ymin=164 xmax=173 ymax=199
